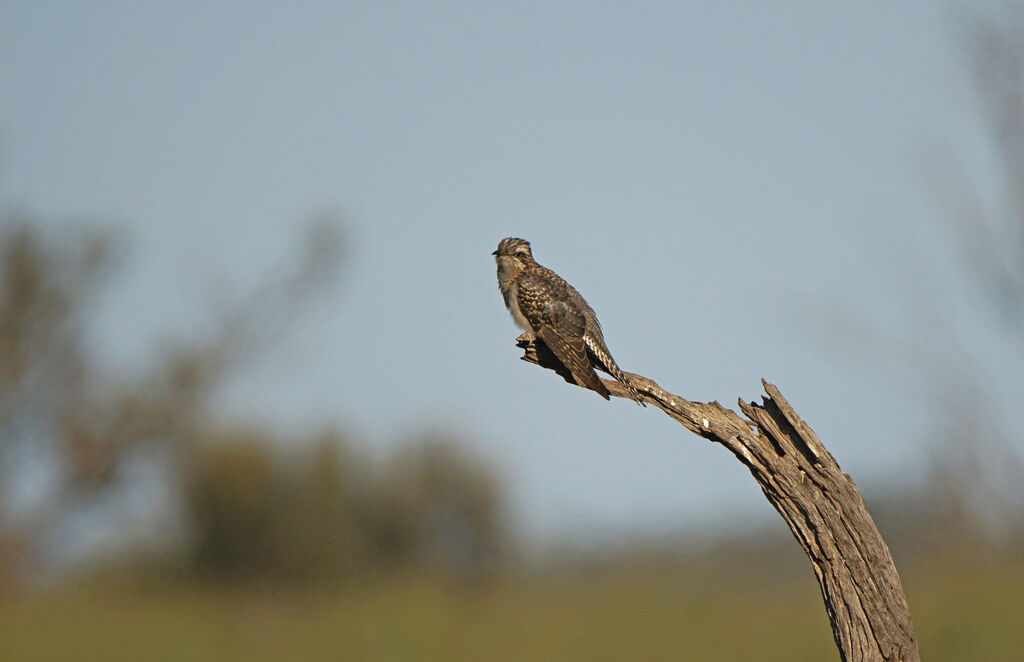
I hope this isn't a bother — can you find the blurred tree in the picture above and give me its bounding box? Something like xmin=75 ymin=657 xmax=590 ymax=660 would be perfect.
xmin=183 ymin=428 xmax=505 ymax=585
xmin=0 ymin=206 xmax=508 ymax=589
xmin=956 ymin=13 xmax=1024 ymax=327
xmin=371 ymin=437 xmax=506 ymax=579
xmin=267 ymin=430 xmax=371 ymax=582
xmin=0 ymin=211 xmax=344 ymax=585
xmin=0 ymin=219 xmax=112 ymax=584
xmin=186 ymin=427 xmax=367 ymax=583
xmin=185 ymin=429 xmax=279 ymax=582
xmin=915 ymin=10 xmax=1024 ymax=541
xmin=836 ymin=10 xmax=1024 ymax=548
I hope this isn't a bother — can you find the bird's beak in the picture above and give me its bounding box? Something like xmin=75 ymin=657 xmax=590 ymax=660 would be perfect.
xmin=491 ymin=250 xmax=498 ymax=256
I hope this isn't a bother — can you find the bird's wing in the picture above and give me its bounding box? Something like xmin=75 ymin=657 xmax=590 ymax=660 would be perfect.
xmin=516 ymin=272 xmax=610 ymax=399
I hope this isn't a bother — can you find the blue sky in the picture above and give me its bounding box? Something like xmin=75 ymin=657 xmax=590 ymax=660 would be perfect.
xmin=2 ymin=1 xmax=1018 ymax=543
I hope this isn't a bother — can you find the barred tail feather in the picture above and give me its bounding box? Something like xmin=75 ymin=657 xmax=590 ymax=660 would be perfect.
xmin=583 ymin=335 xmax=646 ymax=406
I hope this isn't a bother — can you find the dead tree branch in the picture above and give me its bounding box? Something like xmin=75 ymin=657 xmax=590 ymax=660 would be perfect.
xmin=518 ymin=337 xmax=920 ymax=662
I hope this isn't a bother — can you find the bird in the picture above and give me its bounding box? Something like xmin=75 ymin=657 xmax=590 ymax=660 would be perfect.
xmin=492 ymin=237 xmax=645 ymax=405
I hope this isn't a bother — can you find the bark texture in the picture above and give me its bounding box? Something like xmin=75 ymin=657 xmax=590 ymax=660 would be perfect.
xmin=518 ymin=337 xmax=920 ymax=662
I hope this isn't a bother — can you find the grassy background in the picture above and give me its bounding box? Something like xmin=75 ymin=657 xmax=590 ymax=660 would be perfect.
xmin=3 ymin=549 xmax=1021 ymax=661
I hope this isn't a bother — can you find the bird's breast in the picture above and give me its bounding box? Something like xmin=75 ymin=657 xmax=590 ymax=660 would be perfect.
xmin=505 ymin=282 xmax=532 ymax=331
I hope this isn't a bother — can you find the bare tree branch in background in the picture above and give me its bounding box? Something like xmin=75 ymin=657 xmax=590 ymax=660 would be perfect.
xmin=62 ymin=218 xmax=344 ymax=486
xmin=938 ymin=12 xmax=1024 ymax=333
xmin=811 ymin=10 xmax=1024 ymax=547
xmin=910 ymin=10 xmax=1024 ymax=538
xmin=0 ymin=215 xmax=343 ymax=582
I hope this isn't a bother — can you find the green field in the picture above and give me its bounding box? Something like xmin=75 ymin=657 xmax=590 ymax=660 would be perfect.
xmin=2 ymin=551 xmax=1021 ymax=661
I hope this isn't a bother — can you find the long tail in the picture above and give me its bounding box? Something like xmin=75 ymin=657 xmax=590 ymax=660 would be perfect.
xmin=583 ymin=335 xmax=646 ymax=406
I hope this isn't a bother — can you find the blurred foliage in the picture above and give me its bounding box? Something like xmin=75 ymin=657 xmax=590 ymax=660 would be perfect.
xmin=0 ymin=220 xmax=115 ymax=584
xmin=369 ymin=437 xmax=505 ymax=578
xmin=914 ymin=8 xmax=1024 ymax=537
xmin=184 ymin=429 xmax=504 ymax=585
xmin=0 ymin=214 xmax=504 ymax=589
xmin=910 ymin=10 xmax=1024 ymax=543
xmin=959 ymin=10 xmax=1024 ymax=327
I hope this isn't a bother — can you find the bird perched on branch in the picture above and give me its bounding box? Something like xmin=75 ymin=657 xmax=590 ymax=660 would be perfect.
xmin=493 ymin=237 xmax=645 ymax=405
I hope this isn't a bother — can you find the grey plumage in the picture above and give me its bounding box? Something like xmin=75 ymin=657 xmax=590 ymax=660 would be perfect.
xmin=493 ymin=237 xmax=645 ymax=405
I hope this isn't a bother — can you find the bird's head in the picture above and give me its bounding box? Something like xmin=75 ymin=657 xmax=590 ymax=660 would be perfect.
xmin=493 ymin=237 xmax=536 ymax=282
xmin=493 ymin=237 xmax=534 ymax=261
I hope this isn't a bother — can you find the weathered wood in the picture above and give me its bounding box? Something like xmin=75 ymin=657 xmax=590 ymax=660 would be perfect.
xmin=518 ymin=337 xmax=920 ymax=662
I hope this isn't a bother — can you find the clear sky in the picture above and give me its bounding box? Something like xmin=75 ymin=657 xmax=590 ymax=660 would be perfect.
xmin=2 ymin=1 xmax=1018 ymax=544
